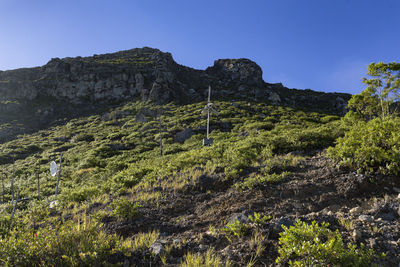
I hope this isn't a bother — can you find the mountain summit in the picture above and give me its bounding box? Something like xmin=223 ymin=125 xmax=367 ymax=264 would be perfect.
xmin=0 ymin=47 xmax=350 ymax=141
xmin=0 ymin=47 xmax=349 ymax=106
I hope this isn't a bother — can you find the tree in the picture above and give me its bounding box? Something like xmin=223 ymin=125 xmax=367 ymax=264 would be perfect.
xmin=356 ymin=62 xmax=400 ymax=120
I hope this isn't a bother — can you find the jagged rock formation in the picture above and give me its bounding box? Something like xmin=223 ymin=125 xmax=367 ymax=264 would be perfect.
xmin=0 ymin=47 xmax=351 ymax=142
xmin=0 ymin=47 xmax=349 ymax=107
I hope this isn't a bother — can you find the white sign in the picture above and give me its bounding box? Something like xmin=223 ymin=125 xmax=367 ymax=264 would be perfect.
xmin=50 ymin=161 xmax=58 ymax=177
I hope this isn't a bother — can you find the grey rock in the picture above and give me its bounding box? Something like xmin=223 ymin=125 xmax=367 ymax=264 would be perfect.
xmin=358 ymin=215 xmax=374 ymax=222
xmin=135 ymin=113 xmax=147 ymax=123
xmin=352 ymin=229 xmax=362 ymax=241
xmin=228 ymin=210 xmax=254 ymax=224
xmin=175 ymin=128 xmax=194 ymax=143
xmin=150 ymin=242 xmax=164 ymax=256
xmin=349 ymin=207 xmax=362 ymax=215
xmin=268 ymin=92 xmax=281 ymax=104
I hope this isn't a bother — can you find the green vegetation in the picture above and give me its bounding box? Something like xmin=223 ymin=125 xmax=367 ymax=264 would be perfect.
xmin=111 ymin=197 xmax=141 ymax=220
xmin=181 ymin=248 xmax=231 ymax=267
xmin=329 ymin=61 xmax=400 ymax=175
xmin=2 ymin=59 xmax=396 ymax=265
xmin=328 ymin=117 xmax=400 ymax=174
xmin=276 ymin=220 xmax=379 ymax=266
xmin=222 ymin=219 xmax=251 ymax=239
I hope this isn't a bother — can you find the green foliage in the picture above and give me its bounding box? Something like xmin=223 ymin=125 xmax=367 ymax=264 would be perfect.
xmin=72 ymin=133 xmax=95 ymax=142
xmin=111 ymin=197 xmax=141 ymax=220
xmin=181 ymin=248 xmax=231 ymax=267
xmin=60 ymin=185 xmax=101 ymax=203
xmin=248 ymin=212 xmax=271 ymax=227
xmin=350 ymin=62 xmax=400 ymax=120
xmin=0 ymin=100 xmax=350 ymax=265
xmin=0 ymin=215 xmax=11 ymax=238
xmin=328 ymin=117 xmax=400 ymax=175
xmin=276 ymin=220 xmax=378 ymax=266
xmin=0 ymin=218 xmax=130 ymax=266
xmin=222 ymin=220 xmax=251 ymax=239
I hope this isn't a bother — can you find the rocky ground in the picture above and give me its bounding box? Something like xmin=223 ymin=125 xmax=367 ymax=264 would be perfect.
xmin=92 ymin=152 xmax=400 ymax=266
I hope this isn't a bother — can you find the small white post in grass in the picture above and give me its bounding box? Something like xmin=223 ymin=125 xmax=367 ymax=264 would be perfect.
xmin=50 ymin=152 xmax=63 ymax=196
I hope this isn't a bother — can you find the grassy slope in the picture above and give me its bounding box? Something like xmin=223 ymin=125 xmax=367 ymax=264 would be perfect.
xmin=0 ymin=99 xmax=374 ymax=265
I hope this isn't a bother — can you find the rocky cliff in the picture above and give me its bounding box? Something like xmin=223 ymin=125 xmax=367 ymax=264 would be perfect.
xmin=0 ymin=47 xmax=350 ymax=141
xmin=0 ymin=47 xmax=349 ymax=106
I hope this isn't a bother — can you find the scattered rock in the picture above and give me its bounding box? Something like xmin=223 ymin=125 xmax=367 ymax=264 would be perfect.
xmin=271 ymin=217 xmax=294 ymax=239
xmin=352 ymin=229 xmax=362 ymax=241
xmin=150 ymin=242 xmax=164 ymax=256
xmin=174 ymin=128 xmax=194 ymax=144
xmin=358 ymin=215 xmax=373 ymax=223
xmin=349 ymin=206 xmax=362 ymax=215
xmin=135 ymin=113 xmax=147 ymax=123
xmin=196 ymin=174 xmax=216 ymax=191
xmin=228 ymin=210 xmax=254 ymax=224
xmin=49 ymin=200 xmax=58 ymax=209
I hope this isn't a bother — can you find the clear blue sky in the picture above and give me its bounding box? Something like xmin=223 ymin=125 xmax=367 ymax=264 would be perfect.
xmin=1 ymin=0 xmax=399 ymax=94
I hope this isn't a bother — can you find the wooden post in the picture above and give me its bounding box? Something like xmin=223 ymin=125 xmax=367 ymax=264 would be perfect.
xmin=55 ymin=153 xmax=63 ymax=196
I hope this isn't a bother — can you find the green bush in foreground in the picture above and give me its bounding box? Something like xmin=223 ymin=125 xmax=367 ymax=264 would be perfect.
xmin=0 ymin=219 xmax=130 ymax=266
xmin=276 ymin=220 xmax=380 ymax=266
xmin=328 ymin=117 xmax=400 ymax=175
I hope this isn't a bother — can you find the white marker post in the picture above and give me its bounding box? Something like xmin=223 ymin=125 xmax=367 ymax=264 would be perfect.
xmin=50 ymin=153 xmax=63 ymax=196
xmin=202 ymin=86 xmax=218 ymax=146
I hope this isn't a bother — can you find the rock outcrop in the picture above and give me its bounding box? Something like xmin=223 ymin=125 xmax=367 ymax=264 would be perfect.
xmin=0 ymin=47 xmax=350 ymax=109
xmin=0 ymin=47 xmax=351 ymax=142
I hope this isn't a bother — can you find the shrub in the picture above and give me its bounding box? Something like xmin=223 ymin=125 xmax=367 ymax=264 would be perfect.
xmin=328 ymin=117 xmax=400 ymax=175
xmin=222 ymin=220 xmax=251 ymax=239
xmin=72 ymin=133 xmax=95 ymax=142
xmin=181 ymin=248 xmax=231 ymax=267
xmin=0 ymin=219 xmax=130 ymax=266
xmin=111 ymin=198 xmax=141 ymax=220
xmin=60 ymin=186 xmax=101 ymax=203
xmin=276 ymin=220 xmax=379 ymax=266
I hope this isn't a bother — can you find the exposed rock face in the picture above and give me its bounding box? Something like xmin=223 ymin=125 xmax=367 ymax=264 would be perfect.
xmin=0 ymin=47 xmax=351 ymax=142
xmin=0 ymin=47 xmax=351 ymax=110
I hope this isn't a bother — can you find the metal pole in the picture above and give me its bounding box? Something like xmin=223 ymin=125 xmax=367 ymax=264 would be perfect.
xmin=11 ymin=157 xmax=14 ymax=202
xmin=11 ymin=175 xmax=14 ymax=202
xmin=207 ymin=85 xmax=211 ymax=139
xmin=207 ymin=108 xmax=210 ymax=139
xmin=159 ymin=116 xmax=163 ymax=156
xmin=1 ymin=172 xmax=4 ymax=203
xmin=10 ymin=189 xmax=20 ymax=220
xmin=37 ymin=162 xmax=40 ymax=197
xmin=55 ymin=153 xmax=63 ymax=196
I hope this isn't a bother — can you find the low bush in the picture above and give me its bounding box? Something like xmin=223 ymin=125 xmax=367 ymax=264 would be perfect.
xmin=60 ymin=186 xmax=101 ymax=203
xmin=276 ymin=220 xmax=380 ymax=266
xmin=181 ymin=248 xmax=231 ymax=267
xmin=0 ymin=219 xmax=130 ymax=266
xmin=111 ymin=197 xmax=141 ymax=220
xmin=328 ymin=117 xmax=400 ymax=175
xmin=222 ymin=220 xmax=251 ymax=239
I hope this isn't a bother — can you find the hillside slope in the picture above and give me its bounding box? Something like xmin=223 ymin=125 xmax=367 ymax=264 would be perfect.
xmin=0 ymin=47 xmax=350 ymax=142
xmin=0 ymin=98 xmax=399 ymax=266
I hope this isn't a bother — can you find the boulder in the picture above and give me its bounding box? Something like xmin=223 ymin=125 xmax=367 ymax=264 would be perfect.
xmin=174 ymin=128 xmax=194 ymax=143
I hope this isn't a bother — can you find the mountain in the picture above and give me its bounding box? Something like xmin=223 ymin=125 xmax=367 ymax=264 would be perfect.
xmin=0 ymin=47 xmax=350 ymax=142
xmin=3 ymin=48 xmax=397 ymax=266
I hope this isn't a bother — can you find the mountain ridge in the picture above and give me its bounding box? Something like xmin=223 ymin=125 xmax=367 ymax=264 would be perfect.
xmin=0 ymin=47 xmax=350 ymax=142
